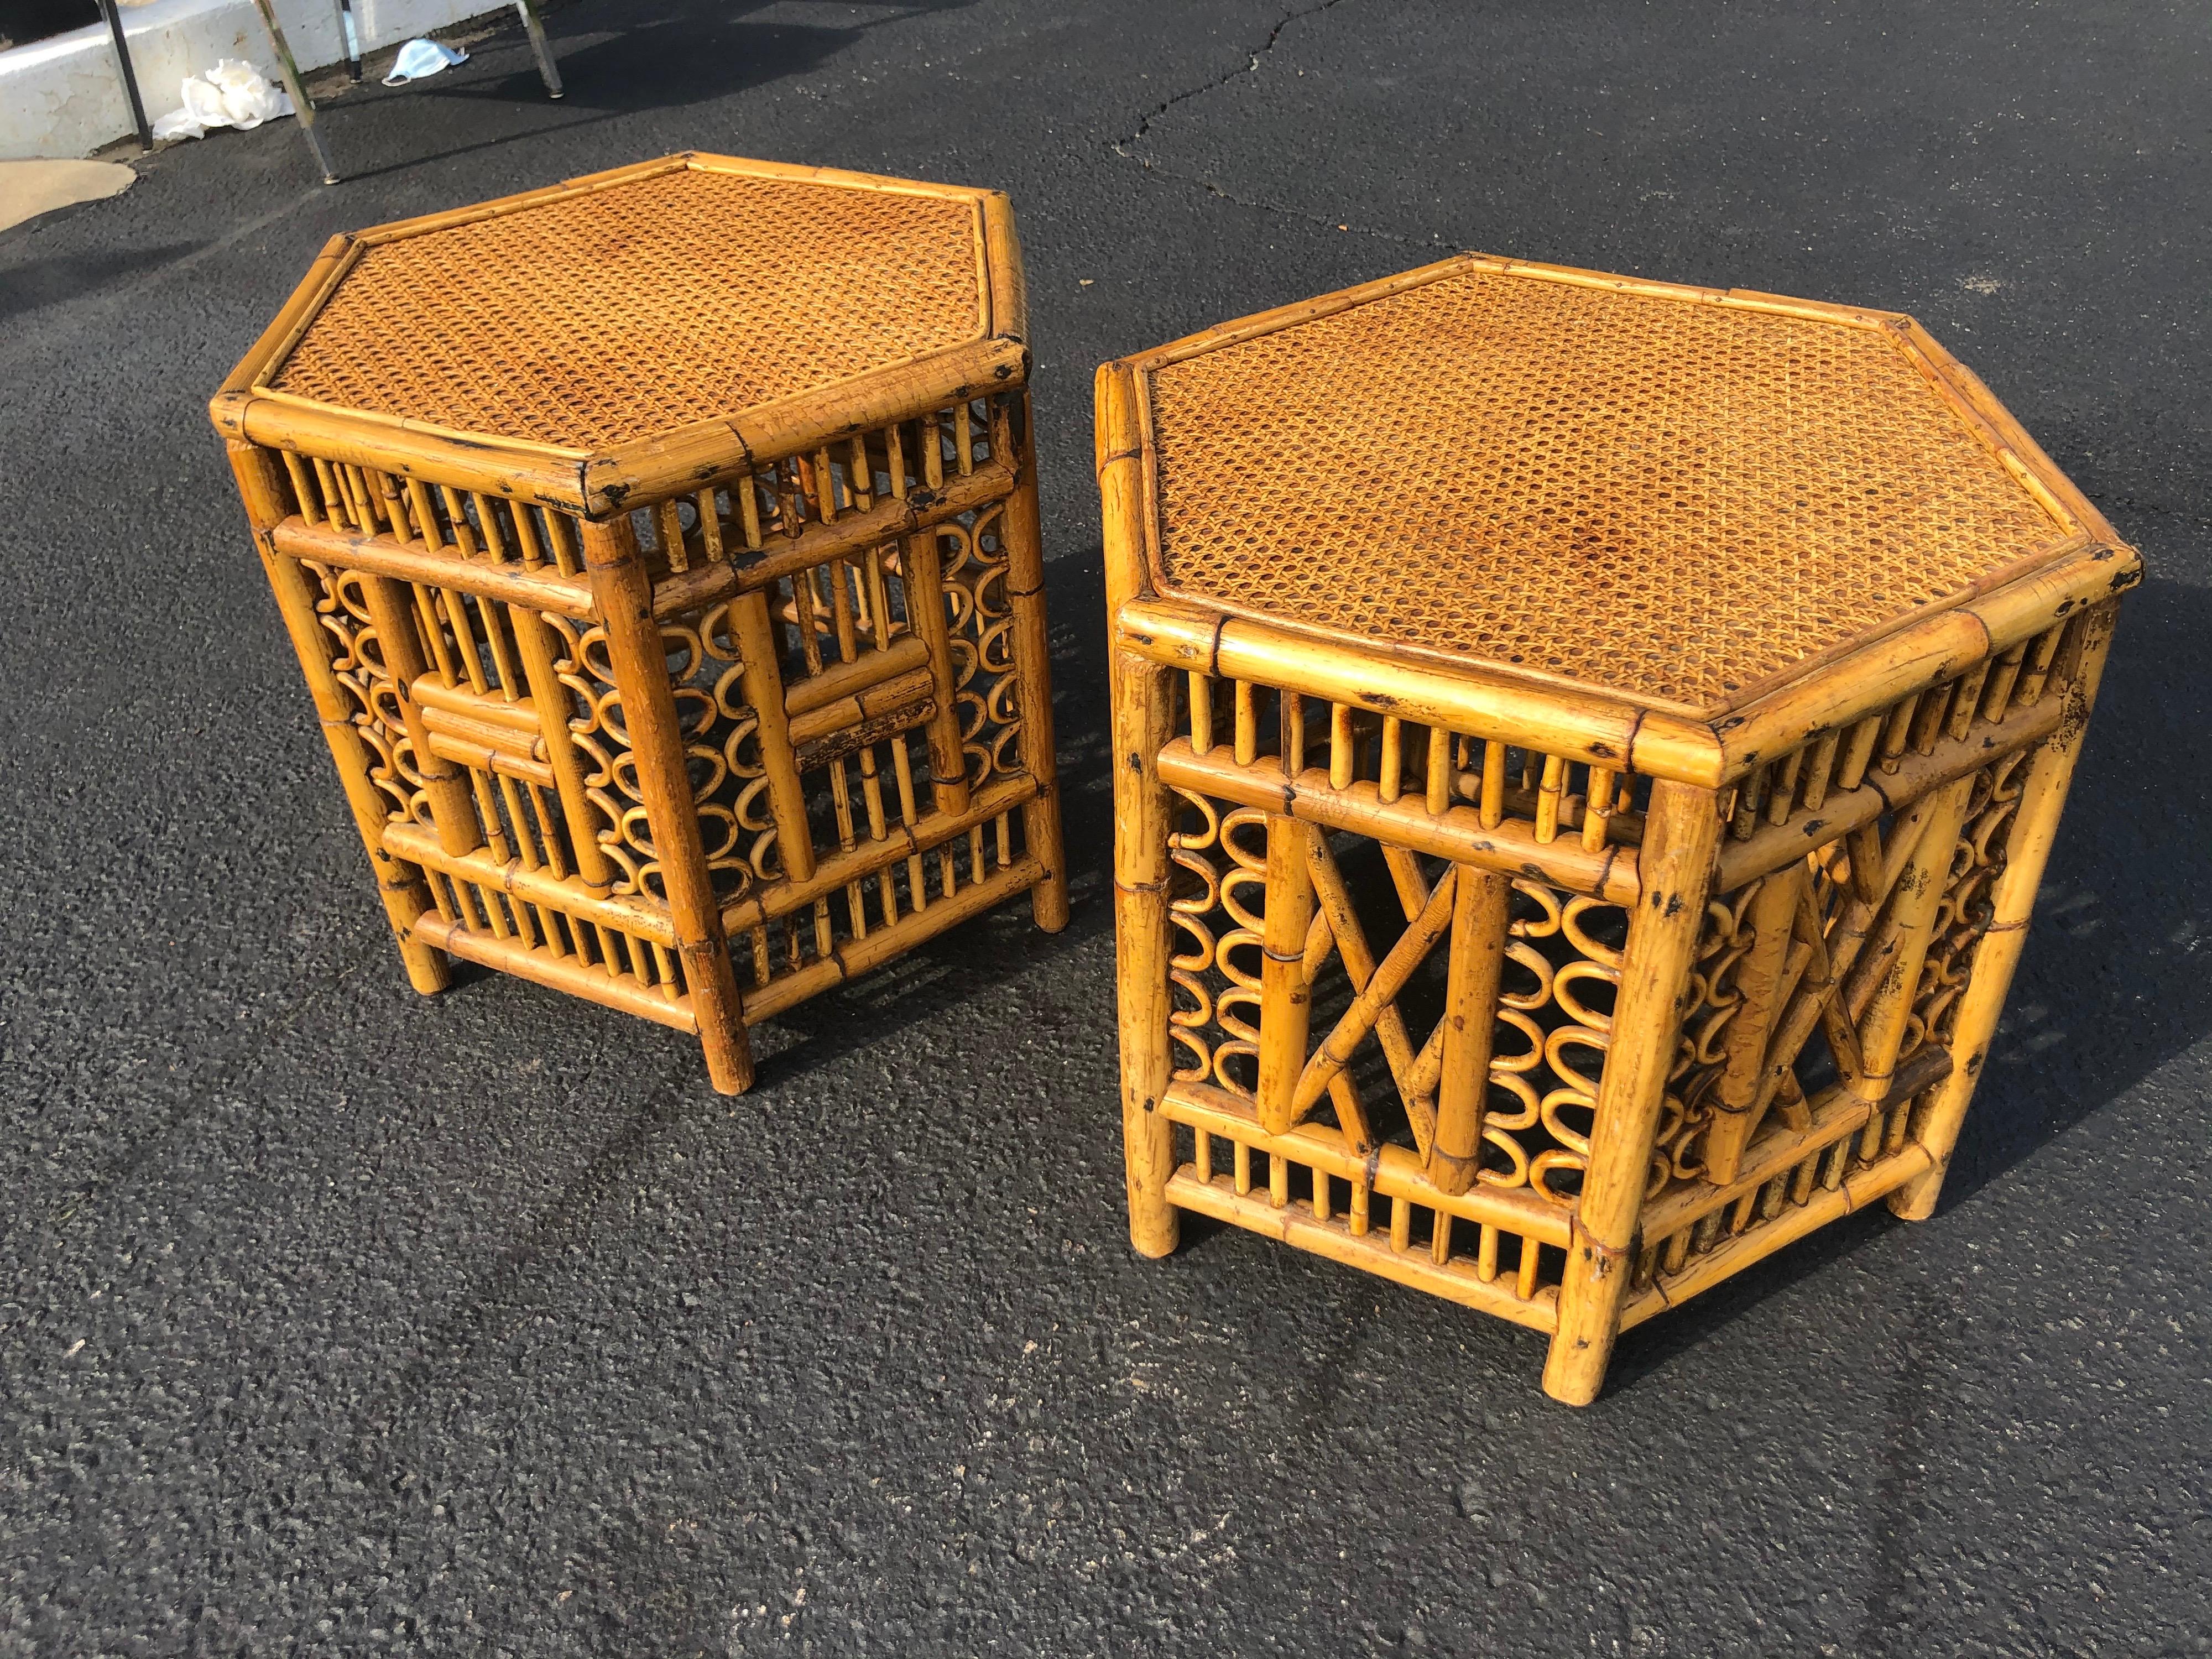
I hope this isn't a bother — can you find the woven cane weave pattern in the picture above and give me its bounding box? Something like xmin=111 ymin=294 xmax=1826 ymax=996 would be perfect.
xmin=270 ymin=168 xmax=983 ymax=448
xmin=1144 ymin=270 xmax=2068 ymax=712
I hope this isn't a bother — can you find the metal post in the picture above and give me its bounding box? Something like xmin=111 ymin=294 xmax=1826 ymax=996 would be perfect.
xmin=95 ymin=0 xmax=153 ymax=152
xmin=247 ymin=0 xmax=340 ymax=185
xmin=333 ymin=0 xmax=362 ymax=82
xmin=514 ymin=0 xmax=565 ymax=98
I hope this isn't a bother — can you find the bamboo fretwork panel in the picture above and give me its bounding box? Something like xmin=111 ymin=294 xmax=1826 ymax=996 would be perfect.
xmin=1631 ymin=744 xmax=2039 ymax=1319
xmin=1117 ymin=609 xmax=2107 ymax=1383
xmin=243 ymin=386 xmax=1062 ymax=1086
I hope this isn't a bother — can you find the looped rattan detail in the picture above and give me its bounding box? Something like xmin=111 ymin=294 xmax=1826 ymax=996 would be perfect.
xmin=1135 ymin=260 xmax=2073 ymax=714
xmin=269 ymin=163 xmax=988 ymax=450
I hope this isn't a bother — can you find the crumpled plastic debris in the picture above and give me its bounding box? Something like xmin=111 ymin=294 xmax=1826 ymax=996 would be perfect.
xmin=150 ymin=60 xmax=293 ymax=143
xmin=382 ymin=39 xmax=469 ymax=85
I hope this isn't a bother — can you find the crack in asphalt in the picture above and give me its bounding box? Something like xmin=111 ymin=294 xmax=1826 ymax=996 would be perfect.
xmin=1110 ymin=0 xmax=1352 ymax=153
xmin=1107 ymin=0 xmax=1446 ymax=248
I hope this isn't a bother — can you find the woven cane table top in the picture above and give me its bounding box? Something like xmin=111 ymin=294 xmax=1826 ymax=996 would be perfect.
xmin=249 ymin=155 xmax=1000 ymax=452
xmin=1128 ymin=258 xmax=2094 ymax=716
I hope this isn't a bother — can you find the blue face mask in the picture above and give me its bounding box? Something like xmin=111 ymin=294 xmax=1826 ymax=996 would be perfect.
xmin=383 ymin=38 xmax=470 ymax=87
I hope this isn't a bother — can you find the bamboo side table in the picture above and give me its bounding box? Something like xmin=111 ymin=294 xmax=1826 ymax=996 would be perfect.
xmin=1098 ymin=255 xmax=2139 ymax=1404
xmin=212 ymin=153 xmax=1067 ymax=1094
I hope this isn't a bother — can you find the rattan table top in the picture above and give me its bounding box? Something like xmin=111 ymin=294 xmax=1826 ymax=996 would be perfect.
xmin=1127 ymin=257 xmax=2094 ymax=716
xmin=253 ymin=155 xmax=999 ymax=452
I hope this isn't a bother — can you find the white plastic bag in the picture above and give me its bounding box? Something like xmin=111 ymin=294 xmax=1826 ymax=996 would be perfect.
xmin=150 ymin=60 xmax=294 ymax=143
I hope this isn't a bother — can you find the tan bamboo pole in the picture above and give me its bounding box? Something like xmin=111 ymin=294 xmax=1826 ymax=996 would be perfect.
xmin=1115 ymin=598 xmax=1721 ymax=784
xmin=651 ymin=460 xmax=1012 ymax=616
xmin=896 ymin=528 xmax=975 ymax=817
xmin=354 ymin=579 xmax=482 ymax=861
xmin=229 ymin=441 xmax=450 ymax=994
xmin=1849 ymin=775 xmax=1975 ymax=1107
xmin=597 ymin=334 xmax=1029 ymax=513
xmin=1544 ymin=779 xmax=1721 ymax=1406
xmin=578 ymin=516 xmax=753 ymax=1095
xmin=505 ymin=596 xmax=616 ymax=893
xmin=1256 ymin=814 xmax=1318 ymax=1135
xmin=381 ymin=823 xmax=670 ymax=941
xmin=269 ymin=516 xmax=594 ymax=616
xmin=1100 ymin=361 xmax=1180 ymax=1256
xmin=418 ymin=915 xmax=699 ymax=1031
xmin=217 ymin=394 xmax=591 ymax=512
xmin=1890 ymin=602 xmax=2120 ymax=1219
xmin=727 ymin=587 xmax=817 ymax=885
xmin=999 ymin=391 xmax=1070 ymax=930
xmin=1156 ymin=742 xmax=1635 ymax=904
xmin=1112 ymin=650 xmax=1180 ymax=1255
xmin=1702 ymin=866 xmax=1802 ymax=1185
xmin=1430 ymin=866 xmax=1511 ymax=1194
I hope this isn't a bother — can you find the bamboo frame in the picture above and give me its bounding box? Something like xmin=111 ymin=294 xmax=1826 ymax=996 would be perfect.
xmin=215 ymin=158 xmax=1066 ymax=1093
xmin=1098 ymin=258 xmax=2141 ymax=1403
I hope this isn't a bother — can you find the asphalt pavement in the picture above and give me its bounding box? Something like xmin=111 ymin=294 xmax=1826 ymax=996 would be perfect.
xmin=3 ymin=2 xmax=2208 ymax=1653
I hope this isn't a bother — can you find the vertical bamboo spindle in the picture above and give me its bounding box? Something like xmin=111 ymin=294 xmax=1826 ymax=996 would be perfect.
xmin=1850 ymin=775 xmax=1975 ymax=1108
xmin=1000 ymin=390 xmax=1070 ymax=930
xmin=727 ymin=587 xmax=817 ymax=886
xmin=1430 ymin=866 xmax=1510 ymax=1195
xmin=1425 ymin=727 xmax=1452 ymax=815
xmin=1101 ymin=362 xmax=1178 ymax=1256
xmin=228 ymin=442 xmax=450 ymax=994
xmin=1544 ymin=779 xmax=1722 ymax=1406
xmin=507 ymin=594 xmax=616 ymax=894
xmin=898 ymin=528 xmax=976 ymax=818
xmin=578 ymin=516 xmax=754 ymax=1095
xmin=1890 ymin=602 xmax=2120 ymax=1219
xmin=1702 ymin=866 xmax=1801 ymax=1185
xmin=1256 ymin=813 xmax=1317 ymax=1136
xmin=355 ymin=575 xmax=482 ymax=863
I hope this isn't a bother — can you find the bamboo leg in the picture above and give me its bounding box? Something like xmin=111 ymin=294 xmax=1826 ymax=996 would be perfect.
xmin=1113 ymin=656 xmax=1181 ymax=1256
xmin=1102 ymin=361 xmax=1178 ymax=1255
xmin=1256 ymin=813 xmax=1318 ymax=1136
xmin=1891 ymin=603 xmax=2119 ymax=1219
xmin=229 ymin=442 xmax=448 ymax=993
xmin=1431 ymin=866 xmax=1511 ymax=1195
xmin=1545 ymin=779 xmax=1722 ymax=1406
xmin=1000 ymin=395 xmax=1069 ymax=932
xmin=580 ymin=518 xmax=753 ymax=1095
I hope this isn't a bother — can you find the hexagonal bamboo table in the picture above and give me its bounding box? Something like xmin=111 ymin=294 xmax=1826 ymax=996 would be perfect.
xmin=1097 ymin=254 xmax=2140 ymax=1404
xmin=212 ymin=153 xmax=1067 ymax=1095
